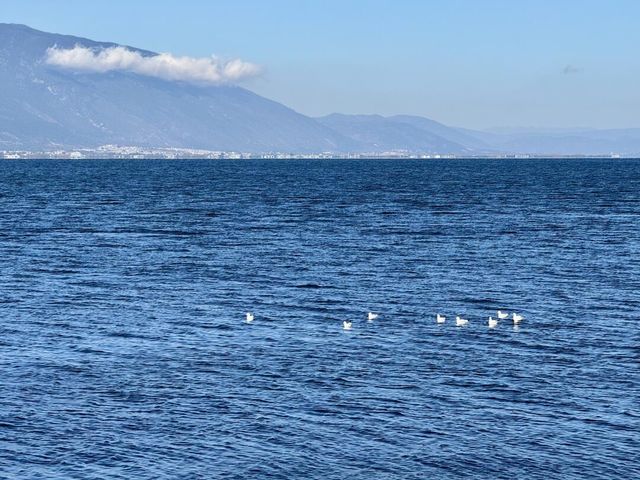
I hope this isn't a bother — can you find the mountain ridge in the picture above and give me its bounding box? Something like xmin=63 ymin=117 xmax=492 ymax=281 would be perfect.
xmin=1 ymin=23 xmax=639 ymax=155
xmin=0 ymin=23 xmax=357 ymax=153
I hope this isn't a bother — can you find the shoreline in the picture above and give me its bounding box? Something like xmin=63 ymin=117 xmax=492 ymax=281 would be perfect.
xmin=1 ymin=152 xmax=635 ymax=161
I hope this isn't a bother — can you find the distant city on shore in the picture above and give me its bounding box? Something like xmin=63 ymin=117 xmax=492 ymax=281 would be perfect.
xmin=0 ymin=146 xmax=629 ymax=160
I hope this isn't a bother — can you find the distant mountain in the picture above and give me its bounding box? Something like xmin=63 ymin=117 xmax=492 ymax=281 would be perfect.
xmin=1 ymin=23 xmax=639 ymax=155
xmin=320 ymin=114 xmax=640 ymax=156
xmin=458 ymin=127 xmax=640 ymax=155
xmin=389 ymin=115 xmax=493 ymax=151
xmin=484 ymin=126 xmax=600 ymax=135
xmin=0 ymin=23 xmax=355 ymax=152
xmin=316 ymin=114 xmax=474 ymax=154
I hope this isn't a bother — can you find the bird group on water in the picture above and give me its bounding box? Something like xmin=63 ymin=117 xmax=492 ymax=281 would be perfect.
xmin=244 ymin=310 xmax=524 ymax=330
xmin=449 ymin=310 xmax=523 ymax=329
xmin=447 ymin=310 xmax=523 ymax=329
xmin=342 ymin=311 xmax=377 ymax=330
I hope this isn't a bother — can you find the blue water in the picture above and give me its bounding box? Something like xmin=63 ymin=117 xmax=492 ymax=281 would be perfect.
xmin=1 ymin=159 xmax=638 ymax=479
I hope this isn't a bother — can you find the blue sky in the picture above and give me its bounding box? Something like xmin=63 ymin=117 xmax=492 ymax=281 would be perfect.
xmin=3 ymin=0 xmax=639 ymax=128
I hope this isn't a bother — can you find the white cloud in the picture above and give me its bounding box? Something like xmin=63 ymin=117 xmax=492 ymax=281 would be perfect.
xmin=45 ymin=45 xmax=261 ymax=85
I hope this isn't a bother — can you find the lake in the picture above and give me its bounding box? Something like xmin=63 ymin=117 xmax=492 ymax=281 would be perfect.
xmin=0 ymin=158 xmax=638 ymax=479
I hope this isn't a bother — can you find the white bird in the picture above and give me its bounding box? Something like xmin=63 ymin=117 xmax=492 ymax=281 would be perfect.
xmin=512 ymin=313 xmax=523 ymax=323
xmin=488 ymin=316 xmax=498 ymax=328
xmin=436 ymin=313 xmax=446 ymax=323
xmin=343 ymin=321 xmax=352 ymax=330
xmin=455 ymin=316 xmax=468 ymax=326
xmin=497 ymin=310 xmax=509 ymax=319
xmin=246 ymin=312 xmax=254 ymax=323
xmin=367 ymin=312 xmax=379 ymax=321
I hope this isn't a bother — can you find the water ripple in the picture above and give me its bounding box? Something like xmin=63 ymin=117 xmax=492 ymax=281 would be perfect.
xmin=0 ymin=158 xmax=639 ymax=479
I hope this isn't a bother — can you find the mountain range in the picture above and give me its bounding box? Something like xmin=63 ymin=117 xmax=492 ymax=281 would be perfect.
xmin=1 ymin=23 xmax=639 ymax=155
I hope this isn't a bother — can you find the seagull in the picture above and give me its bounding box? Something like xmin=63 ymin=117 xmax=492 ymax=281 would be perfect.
xmin=246 ymin=312 xmax=254 ymax=323
xmin=455 ymin=316 xmax=468 ymax=326
xmin=436 ymin=313 xmax=446 ymax=324
xmin=488 ymin=316 xmax=498 ymax=328
xmin=512 ymin=313 xmax=523 ymax=324
xmin=497 ymin=310 xmax=509 ymax=319
xmin=367 ymin=312 xmax=379 ymax=321
xmin=343 ymin=321 xmax=352 ymax=330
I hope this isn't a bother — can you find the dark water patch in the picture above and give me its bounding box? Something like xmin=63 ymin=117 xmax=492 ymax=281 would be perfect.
xmin=294 ymin=283 xmax=327 ymax=289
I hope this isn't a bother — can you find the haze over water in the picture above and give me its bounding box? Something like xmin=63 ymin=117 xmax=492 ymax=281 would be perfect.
xmin=1 ymin=159 xmax=638 ymax=479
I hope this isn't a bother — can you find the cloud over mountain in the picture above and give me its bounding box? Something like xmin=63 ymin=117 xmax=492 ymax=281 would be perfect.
xmin=3 ymin=24 xmax=639 ymax=155
xmin=45 ymin=45 xmax=261 ymax=85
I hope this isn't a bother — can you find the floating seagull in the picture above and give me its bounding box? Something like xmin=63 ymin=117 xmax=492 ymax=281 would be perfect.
xmin=436 ymin=313 xmax=446 ymax=324
xmin=455 ymin=316 xmax=468 ymax=326
xmin=367 ymin=312 xmax=379 ymax=321
xmin=512 ymin=313 xmax=523 ymax=324
xmin=497 ymin=310 xmax=509 ymax=319
xmin=488 ymin=316 xmax=498 ymax=328
xmin=246 ymin=312 xmax=254 ymax=323
xmin=343 ymin=321 xmax=352 ymax=330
